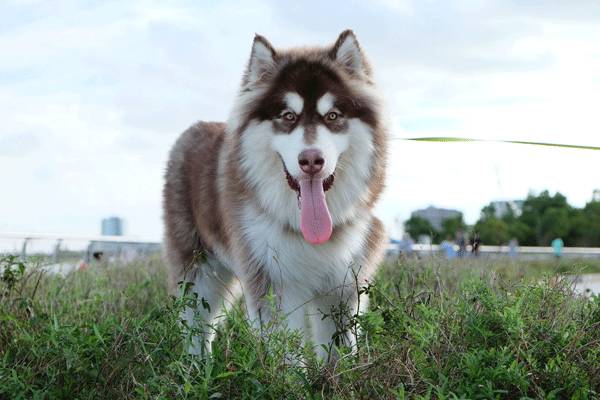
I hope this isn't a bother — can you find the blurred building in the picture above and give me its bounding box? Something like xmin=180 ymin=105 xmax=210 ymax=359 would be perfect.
xmin=490 ymin=200 xmax=524 ymax=218
xmin=411 ymin=206 xmax=461 ymax=231
xmin=101 ymin=217 xmax=123 ymax=236
xmin=593 ymin=189 xmax=600 ymax=202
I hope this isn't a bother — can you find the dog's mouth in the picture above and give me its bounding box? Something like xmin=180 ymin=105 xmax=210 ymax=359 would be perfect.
xmin=282 ymin=164 xmax=334 ymax=245
xmin=284 ymin=168 xmax=335 ymax=193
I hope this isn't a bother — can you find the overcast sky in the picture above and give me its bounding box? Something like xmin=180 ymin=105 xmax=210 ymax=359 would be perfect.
xmin=1 ymin=0 xmax=599 ymax=241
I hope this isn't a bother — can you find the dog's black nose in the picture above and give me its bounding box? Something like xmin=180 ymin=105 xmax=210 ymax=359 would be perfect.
xmin=298 ymin=149 xmax=325 ymax=175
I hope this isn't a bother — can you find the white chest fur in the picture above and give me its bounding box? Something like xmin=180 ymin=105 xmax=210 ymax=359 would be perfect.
xmin=240 ymin=204 xmax=371 ymax=296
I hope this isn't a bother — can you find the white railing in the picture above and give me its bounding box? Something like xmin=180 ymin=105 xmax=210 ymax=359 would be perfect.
xmin=0 ymin=232 xmax=161 ymax=262
xmin=0 ymin=231 xmax=160 ymax=244
xmin=3 ymin=232 xmax=600 ymax=261
xmin=387 ymin=243 xmax=600 ymax=257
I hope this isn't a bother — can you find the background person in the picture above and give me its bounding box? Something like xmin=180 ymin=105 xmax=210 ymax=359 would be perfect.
xmin=551 ymin=237 xmax=564 ymax=259
xmin=470 ymin=232 xmax=481 ymax=256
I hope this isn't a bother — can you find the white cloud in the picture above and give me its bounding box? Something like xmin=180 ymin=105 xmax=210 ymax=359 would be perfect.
xmin=1 ymin=0 xmax=599 ymax=240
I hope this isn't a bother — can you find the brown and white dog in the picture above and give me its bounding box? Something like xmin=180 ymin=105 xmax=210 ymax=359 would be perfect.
xmin=163 ymin=30 xmax=388 ymax=359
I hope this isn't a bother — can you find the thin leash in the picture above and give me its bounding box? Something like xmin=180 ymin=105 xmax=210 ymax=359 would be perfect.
xmin=391 ymin=136 xmax=600 ymax=151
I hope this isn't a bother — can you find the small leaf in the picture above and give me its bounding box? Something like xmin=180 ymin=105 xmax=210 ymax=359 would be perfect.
xmin=201 ymin=297 xmax=211 ymax=313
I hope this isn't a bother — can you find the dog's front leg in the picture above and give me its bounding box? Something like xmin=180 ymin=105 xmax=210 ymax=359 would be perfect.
xmin=182 ymin=261 xmax=240 ymax=357
xmin=279 ymin=286 xmax=312 ymax=365
xmin=310 ymin=289 xmax=366 ymax=362
xmin=244 ymin=280 xmax=312 ymax=364
xmin=281 ymin=286 xmax=312 ymax=339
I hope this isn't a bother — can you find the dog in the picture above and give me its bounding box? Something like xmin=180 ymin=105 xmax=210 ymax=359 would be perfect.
xmin=163 ymin=30 xmax=388 ymax=360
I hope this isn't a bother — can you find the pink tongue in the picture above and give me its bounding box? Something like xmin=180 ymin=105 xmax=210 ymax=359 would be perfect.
xmin=299 ymin=177 xmax=333 ymax=245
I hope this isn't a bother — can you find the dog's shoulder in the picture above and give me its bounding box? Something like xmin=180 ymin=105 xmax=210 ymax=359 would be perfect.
xmin=166 ymin=121 xmax=226 ymax=169
xmin=177 ymin=121 xmax=226 ymax=149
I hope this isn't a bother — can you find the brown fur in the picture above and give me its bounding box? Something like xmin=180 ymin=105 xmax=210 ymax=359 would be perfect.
xmin=163 ymin=121 xmax=228 ymax=291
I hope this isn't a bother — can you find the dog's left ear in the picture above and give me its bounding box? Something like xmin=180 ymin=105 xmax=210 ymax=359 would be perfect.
xmin=330 ymin=30 xmax=370 ymax=77
xmin=245 ymin=34 xmax=277 ymax=85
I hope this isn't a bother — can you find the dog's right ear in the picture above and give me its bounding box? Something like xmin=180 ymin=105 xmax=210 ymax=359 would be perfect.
xmin=245 ymin=34 xmax=277 ymax=85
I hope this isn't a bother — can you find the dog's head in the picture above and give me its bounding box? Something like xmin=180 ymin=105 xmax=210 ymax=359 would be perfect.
xmin=228 ymin=30 xmax=387 ymax=245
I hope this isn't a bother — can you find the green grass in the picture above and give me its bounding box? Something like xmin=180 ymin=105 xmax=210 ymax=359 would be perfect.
xmin=1 ymin=254 xmax=599 ymax=399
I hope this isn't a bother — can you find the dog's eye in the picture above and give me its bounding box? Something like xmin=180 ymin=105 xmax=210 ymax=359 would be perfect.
xmin=282 ymin=111 xmax=297 ymax=122
xmin=325 ymin=111 xmax=340 ymax=121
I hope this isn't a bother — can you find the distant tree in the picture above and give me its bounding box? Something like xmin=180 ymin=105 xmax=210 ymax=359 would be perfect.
xmin=567 ymin=208 xmax=586 ymax=245
xmin=481 ymin=203 xmax=497 ymax=220
xmin=404 ymin=216 xmax=437 ymax=242
xmin=519 ymin=191 xmax=572 ymax=246
xmin=586 ymin=200 xmax=600 ymax=246
xmin=576 ymin=200 xmax=600 ymax=246
xmin=539 ymin=207 xmax=570 ymax=245
xmin=507 ymin=220 xmax=532 ymax=245
xmin=440 ymin=215 xmax=467 ymax=241
xmin=474 ymin=217 xmax=509 ymax=246
xmin=416 ymin=191 xmax=600 ymax=249
xmin=494 ymin=206 xmax=529 ymax=243
xmin=500 ymin=206 xmax=518 ymax=224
